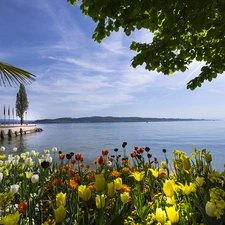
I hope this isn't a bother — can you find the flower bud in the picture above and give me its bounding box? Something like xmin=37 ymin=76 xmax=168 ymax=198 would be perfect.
xmin=10 ymin=184 xmax=19 ymax=194
xmin=195 ymin=176 xmax=204 ymax=187
xmin=197 ymin=159 xmax=203 ymax=167
xmin=204 ymin=165 xmax=210 ymax=172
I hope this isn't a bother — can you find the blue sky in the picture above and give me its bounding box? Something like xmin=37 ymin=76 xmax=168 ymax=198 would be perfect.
xmin=0 ymin=0 xmax=224 ymax=120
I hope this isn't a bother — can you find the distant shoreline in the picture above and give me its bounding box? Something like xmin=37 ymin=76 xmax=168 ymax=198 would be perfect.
xmin=33 ymin=116 xmax=213 ymax=124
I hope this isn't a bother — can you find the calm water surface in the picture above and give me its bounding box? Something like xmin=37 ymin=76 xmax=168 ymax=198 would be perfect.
xmin=1 ymin=121 xmax=225 ymax=170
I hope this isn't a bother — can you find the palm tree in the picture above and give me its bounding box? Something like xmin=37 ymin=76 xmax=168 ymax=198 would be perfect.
xmin=0 ymin=61 xmax=35 ymax=86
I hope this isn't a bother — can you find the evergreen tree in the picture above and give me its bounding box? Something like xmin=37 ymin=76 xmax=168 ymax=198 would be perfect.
xmin=16 ymin=84 xmax=29 ymax=125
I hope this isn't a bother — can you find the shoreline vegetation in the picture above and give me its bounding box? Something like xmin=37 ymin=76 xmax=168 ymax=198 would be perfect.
xmin=33 ymin=116 xmax=211 ymax=124
xmin=0 ymin=143 xmax=224 ymax=224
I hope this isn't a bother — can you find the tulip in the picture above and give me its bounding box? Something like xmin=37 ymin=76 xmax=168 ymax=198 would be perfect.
xmin=166 ymin=205 xmax=179 ymax=223
xmin=183 ymin=156 xmax=191 ymax=170
xmin=78 ymin=185 xmax=91 ymax=201
xmin=129 ymin=171 xmax=145 ymax=182
xmin=94 ymin=174 xmax=105 ymax=192
xmin=95 ymin=194 xmax=105 ymax=208
xmin=161 ymin=161 xmax=167 ymax=169
xmin=24 ymin=157 xmax=33 ymax=166
xmin=107 ymin=182 xmax=116 ymax=197
xmin=1 ymin=211 xmax=20 ymax=225
xmin=0 ymin=146 xmax=5 ymax=152
xmin=31 ymin=174 xmax=39 ymax=184
xmin=114 ymin=177 xmax=123 ymax=190
xmin=25 ymin=171 xmax=33 ymax=179
xmin=155 ymin=208 xmax=167 ymax=223
xmin=54 ymin=205 xmax=66 ymax=223
xmin=10 ymin=184 xmax=19 ymax=194
xmin=52 ymin=147 xmax=57 ymax=153
xmin=205 ymin=153 xmax=212 ymax=163
xmin=205 ymin=201 xmax=216 ymax=217
xmin=163 ymin=180 xmax=174 ymax=197
xmin=196 ymin=176 xmax=204 ymax=187
xmin=0 ymin=172 xmax=3 ymax=183
xmin=56 ymin=192 xmax=66 ymax=207
xmin=120 ymin=192 xmax=130 ymax=203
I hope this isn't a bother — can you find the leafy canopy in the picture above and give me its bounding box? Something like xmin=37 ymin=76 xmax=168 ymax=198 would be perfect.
xmin=67 ymin=0 xmax=225 ymax=90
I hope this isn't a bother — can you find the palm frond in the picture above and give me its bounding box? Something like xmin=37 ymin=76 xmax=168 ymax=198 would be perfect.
xmin=0 ymin=61 xmax=36 ymax=87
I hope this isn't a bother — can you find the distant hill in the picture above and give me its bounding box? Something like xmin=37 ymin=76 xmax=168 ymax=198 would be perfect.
xmin=34 ymin=116 xmax=208 ymax=124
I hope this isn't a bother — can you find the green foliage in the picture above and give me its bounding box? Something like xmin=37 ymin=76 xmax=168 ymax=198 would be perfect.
xmin=67 ymin=0 xmax=225 ymax=90
xmin=16 ymin=84 xmax=29 ymax=125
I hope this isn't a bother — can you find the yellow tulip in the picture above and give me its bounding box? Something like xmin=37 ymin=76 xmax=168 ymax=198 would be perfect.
xmin=129 ymin=171 xmax=145 ymax=181
xmin=161 ymin=161 xmax=167 ymax=169
xmin=149 ymin=168 xmax=159 ymax=178
xmin=94 ymin=174 xmax=105 ymax=192
xmin=78 ymin=185 xmax=86 ymax=198
xmin=205 ymin=153 xmax=212 ymax=163
xmin=196 ymin=176 xmax=204 ymax=187
xmin=120 ymin=192 xmax=130 ymax=204
xmin=205 ymin=201 xmax=216 ymax=217
xmin=56 ymin=192 xmax=66 ymax=207
xmin=163 ymin=180 xmax=174 ymax=197
xmin=183 ymin=156 xmax=191 ymax=171
xmin=166 ymin=205 xmax=179 ymax=223
xmin=107 ymin=182 xmax=116 ymax=197
xmin=155 ymin=208 xmax=167 ymax=224
xmin=0 ymin=211 xmax=20 ymax=225
xmin=25 ymin=171 xmax=33 ymax=179
xmin=114 ymin=177 xmax=123 ymax=190
xmin=95 ymin=194 xmax=105 ymax=208
xmin=54 ymin=205 xmax=66 ymax=223
xmin=82 ymin=187 xmax=91 ymax=201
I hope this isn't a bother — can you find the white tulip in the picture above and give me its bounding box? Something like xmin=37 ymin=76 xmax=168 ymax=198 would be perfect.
xmin=31 ymin=174 xmax=39 ymax=183
xmin=52 ymin=147 xmax=57 ymax=153
xmin=0 ymin=172 xmax=3 ymax=182
xmin=25 ymin=157 xmax=33 ymax=166
xmin=10 ymin=184 xmax=19 ymax=194
xmin=0 ymin=146 xmax=5 ymax=152
xmin=13 ymin=147 xmax=17 ymax=152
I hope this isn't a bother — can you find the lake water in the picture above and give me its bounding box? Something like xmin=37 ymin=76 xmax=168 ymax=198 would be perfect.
xmin=1 ymin=121 xmax=225 ymax=171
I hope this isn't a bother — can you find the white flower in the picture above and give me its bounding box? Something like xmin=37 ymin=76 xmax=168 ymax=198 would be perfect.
xmin=10 ymin=184 xmax=19 ymax=194
xmin=0 ymin=146 xmax=5 ymax=152
xmin=44 ymin=149 xmax=49 ymax=154
xmin=107 ymin=161 xmax=112 ymax=167
xmin=8 ymin=154 xmax=14 ymax=163
xmin=25 ymin=157 xmax=33 ymax=166
xmin=13 ymin=147 xmax=17 ymax=152
xmin=46 ymin=154 xmax=52 ymax=164
xmin=12 ymin=159 xmax=19 ymax=166
xmin=30 ymin=150 xmax=36 ymax=157
xmin=0 ymin=172 xmax=3 ymax=182
xmin=31 ymin=174 xmax=39 ymax=183
xmin=52 ymin=147 xmax=57 ymax=153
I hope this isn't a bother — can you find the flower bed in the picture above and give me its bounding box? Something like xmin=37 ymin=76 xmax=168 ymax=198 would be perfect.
xmin=0 ymin=143 xmax=224 ymax=225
